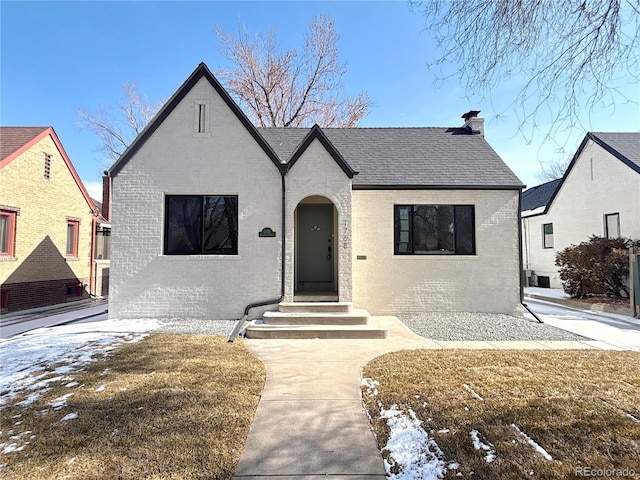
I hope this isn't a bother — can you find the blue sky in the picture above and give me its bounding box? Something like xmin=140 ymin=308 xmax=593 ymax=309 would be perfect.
xmin=2 ymin=0 xmax=638 ymax=199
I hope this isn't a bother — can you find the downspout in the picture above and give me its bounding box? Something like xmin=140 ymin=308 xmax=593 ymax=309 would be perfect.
xmin=228 ymin=170 xmax=287 ymax=341
xmin=89 ymin=215 xmax=97 ymax=298
xmin=518 ymin=188 xmax=543 ymax=323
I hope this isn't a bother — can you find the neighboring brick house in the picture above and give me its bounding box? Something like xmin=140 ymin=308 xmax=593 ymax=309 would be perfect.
xmin=522 ymin=132 xmax=640 ymax=289
xmin=107 ymin=63 xmax=525 ymax=328
xmin=0 ymin=126 xmax=100 ymax=312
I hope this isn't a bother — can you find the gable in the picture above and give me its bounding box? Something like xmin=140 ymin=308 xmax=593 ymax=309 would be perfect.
xmin=109 ymin=63 xmax=281 ymax=177
xmin=0 ymin=126 xmax=96 ymax=213
xmin=286 ymin=124 xmax=357 ymax=178
xmin=532 ymin=131 xmax=640 ymax=217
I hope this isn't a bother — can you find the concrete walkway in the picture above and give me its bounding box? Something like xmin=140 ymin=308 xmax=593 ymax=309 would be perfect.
xmin=234 ymin=316 xmax=599 ymax=479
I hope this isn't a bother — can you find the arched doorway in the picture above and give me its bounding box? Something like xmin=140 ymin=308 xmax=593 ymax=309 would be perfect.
xmin=295 ymin=196 xmax=337 ymax=296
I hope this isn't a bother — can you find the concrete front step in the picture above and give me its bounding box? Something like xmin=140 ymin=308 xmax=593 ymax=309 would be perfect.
xmin=263 ymin=309 xmax=369 ymax=326
xmin=244 ymin=302 xmax=389 ymax=339
xmin=244 ymin=322 xmax=389 ymax=339
xmin=279 ymin=301 xmax=352 ymax=313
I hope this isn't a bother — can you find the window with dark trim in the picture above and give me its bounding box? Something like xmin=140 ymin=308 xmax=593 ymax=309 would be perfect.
xmin=543 ymin=223 xmax=554 ymax=249
xmin=164 ymin=195 xmax=238 ymax=255
xmin=0 ymin=209 xmax=17 ymax=257
xmin=66 ymin=219 xmax=80 ymax=257
xmin=604 ymin=213 xmax=620 ymax=239
xmin=394 ymin=205 xmax=475 ymax=255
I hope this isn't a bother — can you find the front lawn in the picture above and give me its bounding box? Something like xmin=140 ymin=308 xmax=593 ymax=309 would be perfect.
xmin=362 ymin=350 xmax=640 ymax=479
xmin=1 ymin=334 xmax=265 ymax=480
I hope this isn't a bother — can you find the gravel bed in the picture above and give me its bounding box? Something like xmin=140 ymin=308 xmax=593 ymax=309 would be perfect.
xmin=149 ymin=313 xmax=587 ymax=342
xmin=154 ymin=318 xmax=237 ymax=336
xmin=399 ymin=312 xmax=588 ymax=342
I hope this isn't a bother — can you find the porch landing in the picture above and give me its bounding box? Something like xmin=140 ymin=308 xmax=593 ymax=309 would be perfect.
xmin=244 ymin=302 xmax=389 ymax=339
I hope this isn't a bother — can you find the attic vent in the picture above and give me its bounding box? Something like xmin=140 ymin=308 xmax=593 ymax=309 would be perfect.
xmin=194 ymin=101 xmax=210 ymax=136
xmin=44 ymin=153 xmax=52 ymax=179
xmin=198 ymin=104 xmax=206 ymax=132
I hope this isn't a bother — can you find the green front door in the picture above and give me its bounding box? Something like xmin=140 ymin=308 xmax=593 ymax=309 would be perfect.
xmin=297 ymin=204 xmax=334 ymax=289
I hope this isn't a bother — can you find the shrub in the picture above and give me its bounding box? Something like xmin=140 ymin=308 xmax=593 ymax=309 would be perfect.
xmin=555 ymin=236 xmax=637 ymax=298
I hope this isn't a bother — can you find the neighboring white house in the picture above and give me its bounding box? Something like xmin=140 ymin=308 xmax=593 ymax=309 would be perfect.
xmin=107 ymin=63 xmax=525 ymax=324
xmin=522 ymin=132 xmax=640 ymax=289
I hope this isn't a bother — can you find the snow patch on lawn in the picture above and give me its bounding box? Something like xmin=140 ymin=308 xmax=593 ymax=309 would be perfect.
xmin=0 ymin=318 xmax=160 ymax=409
xmin=362 ymin=377 xmax=458 ymax=479
xmin=511 ymin=424 xmax=553 ymax=461
xmin=470 ymin=429 xmax=496 ymax=463
xmin=0 ymin=318 xmax=160 ymax=459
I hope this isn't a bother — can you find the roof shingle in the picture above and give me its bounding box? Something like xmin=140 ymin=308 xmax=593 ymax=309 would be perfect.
xmin=258 ymin=127 xmax=524 ymax=188
xmin=0 ymin=127 xmax=49 ymax=161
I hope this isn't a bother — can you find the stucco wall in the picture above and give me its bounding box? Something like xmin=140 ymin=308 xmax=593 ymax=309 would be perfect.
xmin=352 ymin=189 xmax=522 ymax=316
xmin=109 ymin=77 xmax=283 ymax=320
xmin=523 ymin=139 xmax=640 ymax=288
xmin=0 ymin=134 xmax=94 ymax=311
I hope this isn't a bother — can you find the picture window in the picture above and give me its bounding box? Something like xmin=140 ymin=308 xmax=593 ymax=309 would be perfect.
xmin=394 ymin=205 xmax=475 ymax=255
xmin=164 ymin=195 xmax=238 ymax=255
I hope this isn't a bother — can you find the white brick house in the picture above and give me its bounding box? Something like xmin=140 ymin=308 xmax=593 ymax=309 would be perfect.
xmin=522 ymin=132 xmax=640 ymax=289
xmin=107 ymin=63 xmax=525 ymax=323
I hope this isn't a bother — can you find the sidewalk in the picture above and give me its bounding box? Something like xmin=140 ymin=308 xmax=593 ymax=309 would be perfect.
xmin=0 ymin=298 xmax=108 ymax=339
xmin=234 ymin=316 xmax=601 ymax=479
xmin=524 ymin=286 xmax=636 ymax=318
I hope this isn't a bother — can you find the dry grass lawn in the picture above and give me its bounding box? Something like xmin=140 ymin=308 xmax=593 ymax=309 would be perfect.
xmin=362 ymin=350 xmax=640 ymax=479
xmin=1 ymin=334 xmax=265 ymax=480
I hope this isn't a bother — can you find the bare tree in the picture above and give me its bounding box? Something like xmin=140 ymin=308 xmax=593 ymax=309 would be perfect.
xmin=412 ymin=0 xmax=640 ymax=142
xmin=78 ymin=81 xmax=164 ymax=169
xmin=215 ymin=15 xmax=370 ymax=127
xmin=537 ymin=158 xmax=570 ymax=182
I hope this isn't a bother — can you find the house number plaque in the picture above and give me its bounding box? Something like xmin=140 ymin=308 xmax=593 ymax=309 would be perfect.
xmin=258 ymin=227 xmax=276 ymax=237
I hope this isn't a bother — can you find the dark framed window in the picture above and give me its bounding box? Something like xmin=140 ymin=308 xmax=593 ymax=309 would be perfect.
xmin=0 ymin=209 xmax=17 ymax=257
xmin=542 ymin=223 xmax=554 ymax=249
xmin=66 ymin=219 xmax=80 ymax=257
xmin=394 ymin=205 xmax=475 ymax=255
xmin=164 ymin=195 xmax=238 ymax=255
xmin=604 ymin=213 xmax=620 ymax=239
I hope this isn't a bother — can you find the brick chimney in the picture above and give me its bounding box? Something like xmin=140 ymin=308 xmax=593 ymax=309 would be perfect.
xmin=101 ymin=172 xmax=111 ymax=221
xmin=462 ymin=110 xmax=484 ymax=136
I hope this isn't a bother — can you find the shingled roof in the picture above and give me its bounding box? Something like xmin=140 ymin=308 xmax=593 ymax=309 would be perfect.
xmin=259 ymin=127 xmax=524 ymax=189
xmin=0 ymin=126 xmax=49 ymax=162
xmin=521 ymin=178 xmax=561 ymax=216
xmin=590 ymin=132 xmax=640 ymax=173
